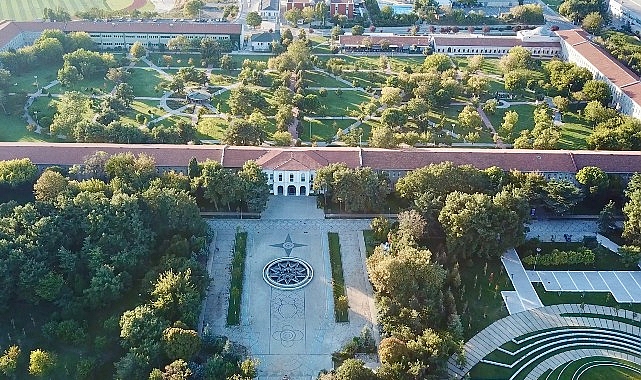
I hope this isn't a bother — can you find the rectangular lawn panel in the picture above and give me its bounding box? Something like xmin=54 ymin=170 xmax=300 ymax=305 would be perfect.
xmin=316 ymin=91 xmax=370 ymax=116
xmin=305 ymin=71 xmax=352 ymax=88
xmin=328 ymin=232 xmax=349 ymax=322
xmin=227 ymin=231 xmax=247 ymax=325
xmin=341 ymin=72 xmax=387 ymax=88
xmin=196 ymin=117 xmax=229 ymax=140
xmin=128 ymin=68 xmax=166 ymax=97
xmin=300 ymin=118 xmax=354 ymax=142
xmin=0 ymin=0 xmax=108 ymax=21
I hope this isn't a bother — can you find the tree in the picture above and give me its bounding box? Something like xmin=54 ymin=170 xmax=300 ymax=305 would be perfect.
xmin=380 ymin=86 xmax=402 ymax=107
xmin=272 ymin=131 xmax=293 ymax=146
xmin=499 ymin=110 xmax=519 ymax=142
xmin=284 ymin=8 xmax=303 ymax=25
xmin=168 ymin=36 xmax=192 ymax=52
xmin=114 ymin=83 xmax=135 ymax=108
xmin=583 ymin=100 xmax=617 ymax=125
xmin=130 ymin=41 xmax=146 ymax=59
xmin=624 ymin=189 xmax=641 ymax=245
xmin=467 ymin=55 xmax=484 ymax=73
xmin=315 ymin=1 xmax=329 ymax=26
xmin=457 ymin=105 xmax=482 ymax=132
xmin=598 ymin=200 xmax=617 ymax=233
xmin=302 ymin=6 xmax=316 ymax=23
xmin=29 ymin=349 xmax=56 ymax=377
xmin=50 ymin=91 xmax=92 ymax=137
xmin=467 ymin=75 xmax=489 ymax=97
xmin=398 ymin=209 xmax=427 ymax=240
xmin=163 ymin=327 xmax=201 ymax=360
xmin=505 ymin=4 xmax=544 ymax=23
xmin=246 ymin=12 xmax=263 ymax=28
xmin=183 ymin=0 xmax=205 ymax=17
xmin=0 ymin=346 xmax=20 ymax=377
xmin=222 ymin=118 xmax=265 ymax=146
xmin=576 ymin=166 xmax=609 ymax=195
xmin=369 ymin=125 xmax=397 ymax=148
xmin=228 ymin=86 xmax=267 ymax=116
xmin=105 ymin=152 xmax=157 ymax=190
xmin=0 ymin=158 xmax=38 ymax=187
xmin=552 ymin=96 xmax=570 ymax=113
xmin=161 ymin=359 xmax=192 ymax=380
xmin=438 ymin=190 xmax=528 ymax=260
xmin=582 ymin=11 xmax=604 ymax=34
xmin=423 ymin=53 xmax=453 ymax=72
xmin=57 ymin=64 xmax=82 ymax=86
xmin=380 ymin=108 xmax=408 ymax=128
xmin=499 ymin=46 xmax=534 ymax=73
xmin=581 ymin=79 xmax=611 ymax=105
xmin=331 ymin=25 xmax=344 ymax=40
xmin=351 ymin=24 xmax=365 ymax=35
xmin=544 ymin=179 xmax=584 ymax=214
xmin=335 ymin=359 xmax=375 ymax=380
xmin=151 ymin=269 xmax=201 ymax=326
xmin=34 ymin=170 xmax=69 ymax=202
xmin=238 ymin=160 xmax=270 ymax=212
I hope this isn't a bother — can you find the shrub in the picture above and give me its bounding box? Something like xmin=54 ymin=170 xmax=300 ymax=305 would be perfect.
xmin=522 ymin=247 xmax=595 ymax=266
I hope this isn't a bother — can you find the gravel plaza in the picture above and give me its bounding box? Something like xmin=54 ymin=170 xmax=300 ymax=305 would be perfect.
xmin=201 ymin=197 xmax=376 ymax=380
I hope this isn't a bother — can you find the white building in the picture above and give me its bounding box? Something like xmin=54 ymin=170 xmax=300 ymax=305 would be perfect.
xmin=260 ymin=0 xmax=280 ymax=21
xmin=250 ymin=31 xmax=280 ymax=51
xmin=432 ymin=27 xmax=561 ymax=58
xmin=556 ymin=29 xmax=641 ymax=119
xmin=609 ymin=0 xmax=641 ymax=34
xmin=0 ymin=20 xmax=243 ymax=52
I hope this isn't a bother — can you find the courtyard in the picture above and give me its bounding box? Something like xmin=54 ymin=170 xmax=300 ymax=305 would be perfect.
xmin=201 ymin=197 xmax=375 ymax=379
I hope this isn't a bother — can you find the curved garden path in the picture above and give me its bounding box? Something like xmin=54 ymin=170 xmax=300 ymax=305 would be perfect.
xmin=447 ymin=304 xmax=641 ymax=378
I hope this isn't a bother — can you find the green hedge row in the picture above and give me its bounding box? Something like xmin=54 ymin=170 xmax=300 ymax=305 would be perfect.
xmin=328 ymin=232 xmax=349 ymax=322
xmin=523 ymin=246 xmax=595 ymax=267
xmin=227 ymin=231 xmax=247 ymax=325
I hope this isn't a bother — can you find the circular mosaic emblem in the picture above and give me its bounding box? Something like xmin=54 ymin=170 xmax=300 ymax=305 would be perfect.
xmin=263 ymin=257 xmax=313 ymax=290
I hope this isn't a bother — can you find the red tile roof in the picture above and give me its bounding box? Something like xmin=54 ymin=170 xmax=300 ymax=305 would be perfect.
xmin=432 ymin=35 xmax=560 ymax=48
xmin=0 ymin=143 xmax=640 ymax=174
xmin=556 ymin=29 xmax=641 ymax=89
xmin=338 ymin=35 xmax=431 ymax=47
xmin=361 ymin=148 xmax=579 ymax=172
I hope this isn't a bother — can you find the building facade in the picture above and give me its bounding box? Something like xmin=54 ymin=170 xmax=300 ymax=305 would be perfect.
xmin=2 ymin=143 xmax=641 ymax=195
xmin=260 ymin=0 xmax=280 ymax=21
xmin=556 ymin=29 xmax=641 ymax=119
xmin=330 ymin=0 xmax=355 ymax=19
xmin=0 ymin=20 xmax=243 ymax=52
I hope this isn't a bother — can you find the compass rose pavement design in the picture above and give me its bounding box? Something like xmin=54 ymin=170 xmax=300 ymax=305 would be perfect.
xmin=270 ymin=233 xmax=307 ymax=256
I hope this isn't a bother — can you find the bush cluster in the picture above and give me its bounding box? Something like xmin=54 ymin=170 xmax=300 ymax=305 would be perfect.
xmin=523 ymin=247 xmax=595 ymax=266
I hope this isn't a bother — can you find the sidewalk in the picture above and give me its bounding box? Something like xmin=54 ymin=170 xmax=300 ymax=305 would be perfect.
xmin=501 ymin=248 xmax=543 ymax=314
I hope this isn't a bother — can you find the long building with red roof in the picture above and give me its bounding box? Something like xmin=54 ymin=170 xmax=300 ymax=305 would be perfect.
xmin=0 ymin=20 xmax=243 ymax=51
xmin=556 ymin=29 xmax=641 ymax=119
xmin=1 ymin=143 xmax=640 ymax=196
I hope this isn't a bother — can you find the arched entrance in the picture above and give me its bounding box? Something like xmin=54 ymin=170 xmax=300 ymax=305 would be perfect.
xmin=287 ymin=185 xmax=296 ymax=196
xmin=277 ymin=186 xmax=284 ymax=195
xmin=299 ymin=186 xmax=306 ymax=196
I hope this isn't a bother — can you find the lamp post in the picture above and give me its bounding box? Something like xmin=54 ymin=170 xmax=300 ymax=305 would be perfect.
xmin=309 ymin=118 xmax=312 ymax=142
xmin=33 ymin=75 xmax=38 ymax=89
xmin=535 ymin=247 xmax=541 ymax=271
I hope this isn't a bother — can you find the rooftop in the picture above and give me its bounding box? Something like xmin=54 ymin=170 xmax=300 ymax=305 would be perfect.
xmin=556 ymin=29 xmax=641 ymax=104
xmin=432 ymin=35 xmax=560 ymax=48
xmin=1 ymin=143 xmax=641 ymax=174
xmin=338 ymin=35 xmax=431 ymax=46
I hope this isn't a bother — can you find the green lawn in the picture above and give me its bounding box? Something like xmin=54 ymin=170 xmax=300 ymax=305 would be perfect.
xmin=10 ymin=66 xmax=60 ymax=93
xmin=487 ymin=104 xmax=536 ymax=135
xmin=227 ymin=232 xmax=247 ymax=326
xmin=316 ymin=91 xmax=370 ymax=116
xmin=540 ymin=0 xmax=563 ymax=11
xmin=543 ymin=356 xmax=641 ymax=380
xmin=305 ymin=71 xmax=352 ymax=88
xmin=148 ymin=53 xmax=204 ymax=68
xmin=341 ymin=71 xmax=387 ymax=88
xmin=454 ymin=57 xmax=503 ymax=76
xmin=196 ymin=117 xmax=229 ymax=140
xmin=0 ymin=114 xmax=50 ymax=142
xmin=560 ymin=122 xmax=591 ymax=149
xmin=0 ymin=0 xmax=110 ymax=21
xmin=300 ymin=118 xmax=354 ymax=142
xmin=328 ymin=232 xmax=349 ymax=322
xmin=128 ymin=68 xmax=166 ymax=97
xmin=534 ymin=283 xmax=641 ymax=314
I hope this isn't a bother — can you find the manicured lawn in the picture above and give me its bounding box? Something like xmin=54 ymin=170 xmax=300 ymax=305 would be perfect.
xmin=541 ymin=0 xmax=563 ymax=11
xmin=210 ymin=73 xmax=238 ymax=86
xmin=533 ymin=283 xmax=641 ymax=314
xmin=544 ymin=356 xmax=641 ymax=380
xmin=487 ymin=104 xmax=535 ymax=135
xmin=388 ymin=56 xmax=426 ymax=72
xmin=362 ymin=230 xmax=381 ymax=258
xmin=211 ymin=91 xmax=231 ymax=113
xmin=231 ymin=54 xmax=271 ymax=66
xmin=148 ymin=53 xmax=203 ymax=67
xmin=328 ymin=232 xmax=348 ymax=322
xmin=341 ymin=71 xmax=387 ymax=88
xmin=0 ymin=114 xmax=50 ymax=142
xmin=316 ymin=90 xmax=370 ymax=116
xmin=299 ymin=117 xmax=354 ymax=142
xmin=560 ymin=122 xmax=591 ymax=150
xmin=305 ymin=71 xmax=352 ymax=88
xmin=10 ymin=66 xmax=60 ymax=93
xmin=196 ymin=117 xmax=229 ymax=140
xmin=128 ymin=68 xmax=166 ymax=97
xmin=455 ymin=57 xmax=502 ymax=76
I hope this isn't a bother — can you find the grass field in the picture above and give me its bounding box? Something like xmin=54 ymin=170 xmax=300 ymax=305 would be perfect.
xmin=300 ymin=118 xmax=354 ymax=142
xmin=0 ymin=0 xmax=136 ymax=21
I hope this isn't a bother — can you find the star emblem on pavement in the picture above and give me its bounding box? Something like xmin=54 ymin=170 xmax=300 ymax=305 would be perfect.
xmin=270 ymin=234 xmax=306 ymax=256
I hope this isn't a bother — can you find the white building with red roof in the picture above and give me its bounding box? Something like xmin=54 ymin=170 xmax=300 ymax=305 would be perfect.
xmin=2 ymin=143 xmax=641 ymax=195
xmin=0 ymin=20 xmax=243 ymax=51
xmin=556 ymin=29 xmax=641 ymax=119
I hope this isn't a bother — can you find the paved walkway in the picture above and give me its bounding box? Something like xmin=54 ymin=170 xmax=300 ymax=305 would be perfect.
xmin=447 ymin=304 xmax=641 ymax=379
xmin=501 ymin=248 xmax=544 ymax=314
xmin=527 ymin=270 xmax=641 ymax=303
xmin=526 ymin=219 xmax=598 ymax=242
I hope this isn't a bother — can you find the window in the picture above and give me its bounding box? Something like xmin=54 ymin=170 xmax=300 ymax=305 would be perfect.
xmin=278 ymin=174 xmax=283 ymax=181
xmin=289 ymin=174 xmax=294 ymax=182
xmin=301 ymin=174 xmax=305 ymax=182
xmin=269 ymin=174 xmax=274 ymax=181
